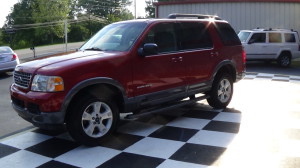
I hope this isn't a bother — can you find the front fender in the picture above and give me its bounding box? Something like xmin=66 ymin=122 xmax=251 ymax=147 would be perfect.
xmin=60 ymin=77 xmax=128 ymax=115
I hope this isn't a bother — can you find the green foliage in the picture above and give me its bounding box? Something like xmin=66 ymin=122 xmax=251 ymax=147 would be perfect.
xmin=145 ymin=0 xmax=155 ymax=18
xmin=32 ymin=0 xmax=70 ymax=39
xmin=1 ymin=0 xmax=134 ymax=50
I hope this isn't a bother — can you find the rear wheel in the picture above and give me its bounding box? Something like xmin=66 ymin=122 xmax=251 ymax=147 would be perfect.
xmin=66 ymin=94 xmax=119 ymax=146
xmin=207 ymin=73 xmax=233 ymax=108
xmin=277 ymin=53 xmax=291 ymax=67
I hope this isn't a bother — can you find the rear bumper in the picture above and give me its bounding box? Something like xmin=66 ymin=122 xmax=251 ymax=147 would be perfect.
xmin=12 ymin=101 xmax=65 ymax=130
xmin=236 ymin=71 xmax=246 ymax=82
xmin=0 ymin=60 xmax=18 ymax=72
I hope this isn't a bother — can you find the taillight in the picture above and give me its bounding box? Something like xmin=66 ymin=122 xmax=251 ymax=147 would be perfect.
xmin=242 ymin=49 xmax=246 ymax=64
xmin=298 ymin=44 xmax=300 ymax=51
xmin=11 ymin=54 xmax=17 ymax=61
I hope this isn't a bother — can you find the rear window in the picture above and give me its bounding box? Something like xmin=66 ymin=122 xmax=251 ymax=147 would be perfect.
xmin=269 ymin=33 xmax=282 ymax=43
xmin=178 ymin=22 xmax=213 ymax=50
xmin=284 ymin=33 xmax=296 ymax=43
xmin=214 ymin=22 xmax=241 ymax=46
xmin=0 ymin=47 xmax=12 ymax=54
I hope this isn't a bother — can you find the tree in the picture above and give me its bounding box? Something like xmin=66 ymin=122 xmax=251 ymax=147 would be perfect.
xmin=32 ymin=0 xmax=71 ymax=43
xmin=78 ymin=0 xmax=132 ymax=17
xmin=145 ymin=0 xmax=155 ymax=18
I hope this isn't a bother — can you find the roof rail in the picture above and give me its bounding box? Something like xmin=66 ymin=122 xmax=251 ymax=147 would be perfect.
xmin=167 ymin=13 xmax=222 ymax=20
xmin=252 ymin=28 xmax=296 ymax=32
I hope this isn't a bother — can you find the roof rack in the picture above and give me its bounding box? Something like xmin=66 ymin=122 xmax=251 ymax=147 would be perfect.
xmin=167 ymin=13 xmax=222 ymax=20
xmin=253 ymin=28 xmax=295 ymax=32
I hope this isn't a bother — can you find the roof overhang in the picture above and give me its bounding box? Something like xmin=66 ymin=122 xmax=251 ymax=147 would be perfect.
xmin=154 ymin=0 xmax=300 ymax=6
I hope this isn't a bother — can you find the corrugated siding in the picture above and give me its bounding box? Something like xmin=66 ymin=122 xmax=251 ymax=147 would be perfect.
xmin=157 ymin=2 xmax=300 ymax=32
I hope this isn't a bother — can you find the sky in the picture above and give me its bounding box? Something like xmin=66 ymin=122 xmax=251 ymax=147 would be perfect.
xmin=0 ymin=0 xmax=18 ymax=26
xmin=0 ymin=0 xmax=146 ymax=27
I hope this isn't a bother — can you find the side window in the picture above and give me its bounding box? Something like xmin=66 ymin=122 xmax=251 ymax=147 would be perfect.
xmin=284 ymin=33 xmax=296 ymax=43
xmin=249 ymin=33 xmax=266 ymax=43
xmin=269 ymin=33 xmax=282 ymax=43
xmin=214 ymin=22 xmax=241 ymax=46
xmin=142 ymin=23 xmax=177 ymax=53
xmin=179 ymin=22 xmax=213 ymax=50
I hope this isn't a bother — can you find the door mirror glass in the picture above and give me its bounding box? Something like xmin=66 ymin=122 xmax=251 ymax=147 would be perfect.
xmin=138 ymin=43 xmax=158 ymax=57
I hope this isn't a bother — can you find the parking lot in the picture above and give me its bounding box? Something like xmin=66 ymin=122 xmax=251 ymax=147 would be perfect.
xmin=0 ymin=66 xmax=300 ymax=167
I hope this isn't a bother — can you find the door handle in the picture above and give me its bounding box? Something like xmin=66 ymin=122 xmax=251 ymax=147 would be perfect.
xmin=172 ymin=57 xmax=183 ymax=63
xmin=210 ymin=52 xmax=219 ymax=57
xmin=172 ymin=58 xmax=177 ymax=63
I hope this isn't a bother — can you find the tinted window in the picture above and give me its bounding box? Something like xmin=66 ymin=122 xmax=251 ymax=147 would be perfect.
xmin=269 ymin=33 xmax=282 ymax=43
xmin=143 ymin=23 xmax=177 ymax=53
xmin=284 ymin=33 xmax=296 ymax=43
xmin=214 ymin=22 xmax=241 ymax=46
xmin=249 ymin=33 xmax=266 ymax=43
xmin=179 ymin=22 xmax=213 ymax=50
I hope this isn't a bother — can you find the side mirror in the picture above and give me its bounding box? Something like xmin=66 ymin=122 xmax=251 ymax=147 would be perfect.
xmin=138 ymin=43 xmax=158 ymax=57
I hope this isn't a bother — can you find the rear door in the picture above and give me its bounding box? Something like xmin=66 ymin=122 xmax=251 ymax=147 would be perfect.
xmin=264 ymin=32 xmax=283 ymax=59
xmin=176 ymin=21 xmax=215 ymax=93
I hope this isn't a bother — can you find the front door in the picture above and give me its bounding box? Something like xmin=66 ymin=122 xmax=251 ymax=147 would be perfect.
xmin=132 ymin=22 xmax=187 ymax=105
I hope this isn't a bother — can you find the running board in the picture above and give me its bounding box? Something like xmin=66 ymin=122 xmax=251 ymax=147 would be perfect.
xmin=125 ymin=95 xmax=210 ymax=119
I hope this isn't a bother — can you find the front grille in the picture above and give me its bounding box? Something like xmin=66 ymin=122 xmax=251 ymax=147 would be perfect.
xmin=14 ymin=71 xmax=32 ymax=88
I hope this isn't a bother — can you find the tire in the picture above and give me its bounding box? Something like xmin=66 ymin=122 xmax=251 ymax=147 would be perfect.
xmin=207 ymin=73 xmax=233 ymax=108
xmin=277 ymin=54 xmax=291 ymax=67
xmin=66 ymin=94 xmax=119 ymax=146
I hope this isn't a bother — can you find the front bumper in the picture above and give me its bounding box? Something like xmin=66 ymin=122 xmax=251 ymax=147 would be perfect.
xmin=12 ymin=102 xmax=65 ymax=130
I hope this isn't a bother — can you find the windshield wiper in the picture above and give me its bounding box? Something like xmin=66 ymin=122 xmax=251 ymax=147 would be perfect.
xmin=84 ymin=47 xmax=103 ymax=51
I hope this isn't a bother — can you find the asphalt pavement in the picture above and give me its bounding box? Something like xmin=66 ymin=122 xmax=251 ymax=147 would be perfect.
xmin=14 ymin=41 xmax=85 ymax=63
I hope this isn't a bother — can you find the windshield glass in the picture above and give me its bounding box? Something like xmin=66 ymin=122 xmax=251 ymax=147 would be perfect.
xmin=81 ymin=22 xmax=147 ymax=52
xmin=238 ymin=31 xmax=251 ymax=43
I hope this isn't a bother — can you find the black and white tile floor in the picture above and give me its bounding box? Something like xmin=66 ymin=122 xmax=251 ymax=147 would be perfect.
xmin=244 ymin=72 xmax=300 ymax=83
xmin=0 ymin=73 xmax=299 ymax=168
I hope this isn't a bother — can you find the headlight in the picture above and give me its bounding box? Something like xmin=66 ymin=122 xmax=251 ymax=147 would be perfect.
xmin=31 ymin=75 xmax=64 ymax=92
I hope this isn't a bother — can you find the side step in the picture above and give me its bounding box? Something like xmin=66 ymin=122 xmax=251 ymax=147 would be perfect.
xmin=125 ymin=95 xmax=209 ymax=119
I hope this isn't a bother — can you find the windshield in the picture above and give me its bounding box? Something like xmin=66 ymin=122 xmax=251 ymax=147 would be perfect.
xmin=238 ymin=31 xmax=251 ymax=43
xmin=80 ymin=22 xmax=147 ymax=52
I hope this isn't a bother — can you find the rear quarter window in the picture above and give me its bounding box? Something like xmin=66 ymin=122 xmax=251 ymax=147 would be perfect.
xmin=214 ymin=22 xmax=241 ymax=46
xmin=284 ymin=33 xmax=296 ymax=43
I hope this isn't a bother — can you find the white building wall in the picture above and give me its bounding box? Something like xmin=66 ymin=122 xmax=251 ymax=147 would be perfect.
xmin=157 ymin=2 xmax=300 ymax=32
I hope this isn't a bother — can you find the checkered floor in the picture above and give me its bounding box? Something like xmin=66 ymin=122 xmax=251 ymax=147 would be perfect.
xmin=1 ymin=104 xmax=239 ymax=168
xmin=244 ymin=72 xmax=300 ymax=83
xmin=0 ymin=74 xmax=300 ymax=168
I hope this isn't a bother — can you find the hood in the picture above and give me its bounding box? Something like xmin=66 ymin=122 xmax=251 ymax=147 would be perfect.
xmin=16 ymin=51 xmax=111 ymax=74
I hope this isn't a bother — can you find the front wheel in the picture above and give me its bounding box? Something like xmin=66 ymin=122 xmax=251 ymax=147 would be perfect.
xmin=207 ymin=73 xmax=233 ymax=108
xmin=66 ymin=95 xmax=119 ymax=146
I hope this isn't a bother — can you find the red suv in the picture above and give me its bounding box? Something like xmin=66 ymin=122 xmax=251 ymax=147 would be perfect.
xmin=11 ymin=14 xmax=246 ymax=146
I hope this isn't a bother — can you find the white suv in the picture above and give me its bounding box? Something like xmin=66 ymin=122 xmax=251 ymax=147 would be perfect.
xmin=238 ymin=29 xmax=300 ymax=67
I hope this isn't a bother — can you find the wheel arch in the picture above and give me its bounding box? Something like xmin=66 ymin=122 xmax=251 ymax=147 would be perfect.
xmin=212 ymin=60 xmax=237 ymax=83
xmin=61 ymin=77 xmax=127 ymax=121
xmin=278 ymin=50 xmax=292 ymax=58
